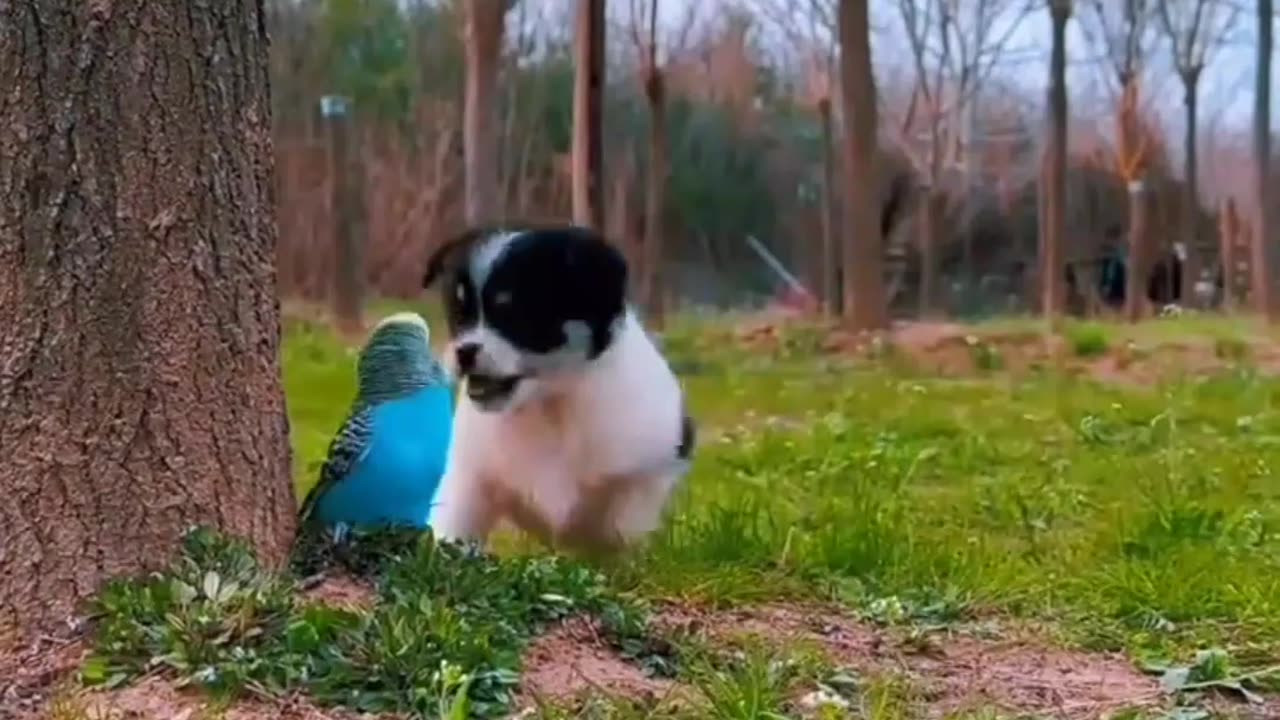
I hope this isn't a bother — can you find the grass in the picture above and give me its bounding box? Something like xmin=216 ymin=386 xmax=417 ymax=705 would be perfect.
xmin=79 ymin=304 xmax=1280 ymax=719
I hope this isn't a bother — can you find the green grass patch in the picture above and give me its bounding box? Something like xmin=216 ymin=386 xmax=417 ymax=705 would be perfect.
xmin=84 ymin=527 xmax=661 ymax=718
xmin=283 ymin=309 xmax=1280 ymax=660
xmin=1065 ymin=320 xmax=1111 ymax=357
xmin=87 ymin=307 xmax=1280 ymax=717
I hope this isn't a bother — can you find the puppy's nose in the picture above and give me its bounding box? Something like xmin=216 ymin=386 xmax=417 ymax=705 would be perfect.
xmin=455 ymin=342 xmax=480 ymax=373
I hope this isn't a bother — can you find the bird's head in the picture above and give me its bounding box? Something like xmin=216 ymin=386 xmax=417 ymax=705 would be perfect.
xmin=356 ymin=312 xmax=444 ymax=401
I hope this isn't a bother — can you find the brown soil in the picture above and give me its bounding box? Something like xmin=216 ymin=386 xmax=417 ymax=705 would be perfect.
xmin=297 ymin=573 xmax=377 ymax=612
xmin=0 ymin=631 xmax=89 ymax=720
xmin=10 ymin=602 xmax=1277 ymax=719
xmin=65 ymin=677 xmax=400 ymax=720
xmin=655 ymin=602 xmax=1175 ymax=720
xmin=516 ymin=615 xmax=685 ymax=710
xmin=733 ymin=316 xmax=1280 ymax=386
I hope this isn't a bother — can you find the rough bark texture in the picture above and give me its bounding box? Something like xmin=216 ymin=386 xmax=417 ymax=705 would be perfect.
xmin=1253 ymin=0 xmax=1277 ymax=319
xmin=817 ymin=98 xmax=839 ymax=317
xmin=837 ymin=0 xmax=887 ymax=330
xmin=1043 ymin=1 xmax=1070 ymax=322
xmin=327 ymin=106 xmax=364 ymax=334
xmin=1180 ymin=68 xmax=1201 ymax=307
xmin=0 ymin=0 xmax=294 ymax=647
xmin=463 ymin=0 xmax=506 ymax=226
xmin=571 ymin=0 xmax=605 ymax=230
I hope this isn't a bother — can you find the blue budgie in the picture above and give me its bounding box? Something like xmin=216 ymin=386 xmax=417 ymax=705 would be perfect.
xmin=298 ymin=311 xmax=455 ymax=540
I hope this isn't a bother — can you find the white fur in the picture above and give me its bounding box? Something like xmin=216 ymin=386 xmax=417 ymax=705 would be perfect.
xmin=429 ymin=310 xmax=689 ymax=550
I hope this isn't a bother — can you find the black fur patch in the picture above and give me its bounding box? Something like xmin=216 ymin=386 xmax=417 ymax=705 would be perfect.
xmin=677 ymin=410 xmax=696 ymax=460
xmin=425 ymin=223 xmax=629 ymax=360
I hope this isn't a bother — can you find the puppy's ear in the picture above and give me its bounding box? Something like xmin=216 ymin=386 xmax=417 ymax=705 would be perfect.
xmin=565 ymin=225 xmax=629 ymax=305
xmin=423 ymin=227 xmax=483 ymax=289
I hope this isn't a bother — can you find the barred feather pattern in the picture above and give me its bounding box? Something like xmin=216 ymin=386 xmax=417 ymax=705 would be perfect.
xmin=356 ymin=322 xmax=452 ymax=404
xmin=297 ymin=318 xmax=452 ymax=529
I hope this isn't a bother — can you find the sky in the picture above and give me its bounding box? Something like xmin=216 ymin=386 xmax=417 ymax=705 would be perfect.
xmin=637 ymin=0 xmax=1272 ymax=135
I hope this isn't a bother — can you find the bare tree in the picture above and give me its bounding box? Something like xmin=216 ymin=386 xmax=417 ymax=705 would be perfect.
xmin=1079 ymin=0 xmax=1161 ymax=321
xmin=838 ymin=0 xmax=887 ymax=329
xmin=1043 ymin=0 xmax=1072 ymax=322
xmin=0 ymin=0 xmax=294 ymax=643
xmin=753 ymin=1 xmax=844 ymax=315
xmin=1253 ymin=0 xmax=1277 ymax=319
xmin=1157 ymin=0 xmax=1239 ymax=307
xmin=463 ymin=0 xmax=509 ymax=226
xmin=627 ymin=0 xmax=699 ymax=325
xmin=897 ymin=0 xmax=1033 ymax=314
xmin=818 ymin=91 xmax=840 ymax=317
xmin=572 ymin=0 xmax=606 ymax=229
xmin=792 ymin=47 xmax=842 ymax=316
xmin=324 ymin=98 xmax=365 ymax=335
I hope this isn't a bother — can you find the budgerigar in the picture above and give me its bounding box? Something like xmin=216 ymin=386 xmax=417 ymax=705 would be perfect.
xmin=298 ymin=311 xmax=455 ymax=539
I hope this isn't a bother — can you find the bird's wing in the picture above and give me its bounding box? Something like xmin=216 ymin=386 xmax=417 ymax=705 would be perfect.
xmin=298 ymin=402 xmax=376 ymax=527
xmin=426 ymin=354 xmax=455 ymax=388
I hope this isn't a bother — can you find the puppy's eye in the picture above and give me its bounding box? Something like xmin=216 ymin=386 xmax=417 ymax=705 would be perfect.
xmin=455 ymin=282 xmax=466 ymax=302
xmin=493 ymin=291 xmax=512 ymax=306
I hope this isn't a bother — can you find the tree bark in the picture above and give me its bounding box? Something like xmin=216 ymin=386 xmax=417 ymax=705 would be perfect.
xmin=1180 ymin=68 xmax=1202 ymax=307
xmin=1043 ymin=0 xmax=1070 ymax=323
xmin=642 ymin=67 xmax=668 ymax=325
xmin=0 ymin=0 xmax=294 ymax=647
xmin=1253 ymin=0 xmax=1277 ymax=320
xmin=817 ymin=98 xmax=839 ymax=317
xmin=837 ymin=0 xmax=887 ymax=330
xmin=1220 ymin=198 xmax=1239 ymax=311
xmin=463 ymin=0 xmax=507 ymax=226
xmin=571 ymin=0 xmax=605 ymax=230
xmin=918 ymin=189 xmax=943 ymax=317
xmin=1125 ymin=179 xmax=1151 ymax=321
xmin=325 ymin=101 xmax=364 ymax=335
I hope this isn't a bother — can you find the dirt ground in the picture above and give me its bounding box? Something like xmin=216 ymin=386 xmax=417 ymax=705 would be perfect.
xmin=516 ymin=602 xmax=1277 ymax=720
xmin=8 ymin=599 xmax=1276 ymax=719
xmin=733 ymin=316 xmax=1280 ymax=385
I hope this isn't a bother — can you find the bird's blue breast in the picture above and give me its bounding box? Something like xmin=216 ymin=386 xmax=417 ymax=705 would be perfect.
xmin=312 ymin=385 xmax=455 ymax=529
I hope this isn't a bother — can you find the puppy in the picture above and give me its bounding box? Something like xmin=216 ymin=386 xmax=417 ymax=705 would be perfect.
xmin=421 ymin=222 xmax=695 ymax=553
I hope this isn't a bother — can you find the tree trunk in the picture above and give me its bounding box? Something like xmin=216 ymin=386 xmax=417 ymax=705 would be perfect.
xmin=1180 ymin=69 xmax=1201 ymax=307
xmin=1043 ymin=1 xmax=1070 ymax=322
xmin=0 ymin=0 xmax=294 ymax=647
xmin=571 ymin=0 xmax=605 ymax=230
xmin=837 ymin=0 xmax=887 ymax=330
xmin=642 ymin=68 xmax=668 ymax=325
xmin=817 ymin=98 xmax=839 ymax=317
xmin=1253 ymin=0 xmax=1277 ymax=319
xmin=325 ymin=101 xmax=364 ymax=335
xmin=1125 ymin=180 xmax=1150 ymax=322
xmin=1220 ymin=198 xmax=1239 ymax=311
xmin=918 ymin=189 xmax=945 ymax=317
xmin=463 ymin=0 xmax=507 ymax=226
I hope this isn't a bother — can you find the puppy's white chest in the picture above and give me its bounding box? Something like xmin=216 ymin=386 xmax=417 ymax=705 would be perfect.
xmin=488 ymin=399 xmax=606 ymax=520
xmin=430 ymin=313 xmax=689 ymax=551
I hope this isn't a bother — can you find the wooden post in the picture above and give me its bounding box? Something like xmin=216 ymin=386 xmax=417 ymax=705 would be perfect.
xmin=817 ymin=97 xmax=839 ymax=317
xmin=1124 ymin=178 xmax=1148 ymax=322
xmin=571 ymin=0 xmax=606 ymax=230
xmin=1219 ymin=198 xmax=1238 ymax=311
xmin=322 ymin=95 xmax=364 ymax=335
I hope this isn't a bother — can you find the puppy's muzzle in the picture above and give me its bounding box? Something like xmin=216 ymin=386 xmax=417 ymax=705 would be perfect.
xmin=455 ymin=341 xmax=481 ymax=374
xmin=453 ymin=341 xmax=523 ymax=406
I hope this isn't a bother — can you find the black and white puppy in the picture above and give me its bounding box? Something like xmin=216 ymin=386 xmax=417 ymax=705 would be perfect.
xmin=421 ymin=222 xmax=695 ymax=553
